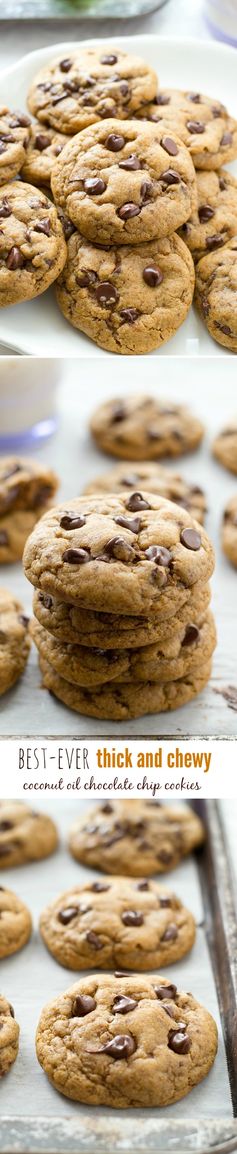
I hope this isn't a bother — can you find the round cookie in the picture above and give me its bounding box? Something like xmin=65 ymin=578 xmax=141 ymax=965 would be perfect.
xmin=136 ymin=88 xmax=237 ymax=170
xmin=0 ymin=105 xmax=31 ymax=185
xmin=0 ymin=456 xmax=59 ymax=563
xmin=51 ymin=119 xmax=197 ymax=246
xmin=89 ymin=395 xmax=204 ymax=460
xmin=33 ymin=581 xmax=211 ymax=649
xmin=23 ymin=493 xmax=215 ymax=617
xmin=0 ymin=181 xmax=67 ymax=308
xmin=21 ymin=123 xmax=69 ymax=187
xmin=180 ymin=169 xmax=237 ymax=263
xmin=0 ymin=588 xmax=31 ymax=697
xmin=83 ymin=461 xmax=207 ymax=523
xmin=195 ymin=235 xmax=237 ymax=352
xmin=40 ymin=877 xmax=196 ymax=971
xmin=0 ymin=801 xmax=58 ymax=869
xmin=222 ymin=496 xmax=237 ymax=568
xmin=0 ymin=996 xmax=19 ymax=1076
xmin=39 ymin=655 xmax=213 ymax=719
xmin=69 ymin=801 xmax=205 ymax=874
xmin=0 ymin=887 xmax=32 ymax=959
xmin=27 ymin=49 xmax=158 ymax=135
xmin=212 ymin=422 xmax=237 ymax=474
xmin=32 ymin=610 xmax=216 ymax=688
xmin=55 ymin=231 xmax=194 ymax=355
xmin=35 ymin=972 xmax=218 ymax=1106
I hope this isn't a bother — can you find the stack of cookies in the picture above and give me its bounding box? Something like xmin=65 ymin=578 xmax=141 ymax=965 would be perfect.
xmin=23 ymin=488 xmax=216 ymax=720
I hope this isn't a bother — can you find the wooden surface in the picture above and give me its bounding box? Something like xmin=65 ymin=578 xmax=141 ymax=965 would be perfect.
xmin=0 ymin=356 xmax=237 ymax=737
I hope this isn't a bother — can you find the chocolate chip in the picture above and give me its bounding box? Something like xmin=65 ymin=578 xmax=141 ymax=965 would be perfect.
xmin=143 ymin=265 xmax=163 ymax=287
xmin=122 ymin=910 xmax=144 ymax=926
xmin=120 ymin=308 xmax=140 ymax=324
xmin=104 ymin=536 xmax=136 ymax=562
xmin=9 ymin=1004 xmax=15 ymax=1018
xmin=105 ymin=133 xmax=125 ymax=151
xmin=182 ymin=624 xmax=200 ymax=646
xmin=114 ymin=971 xmax=130 ymax=977
xmin=159 ymin=897 xmax=171 ymax=907
xmin=100 ymin=54 xmax=118 ymax=64
xmin=0 ymin=199 xmax=11 ymax=218
xmin=168 ymin=1029 xmax=190 ymax=1054
xmin=77 ymin=270 xmax=97 ymax=288
xmin=39 ymin=593 xmax=53 ymax=609
xmin=62 ymin=548 xmax=90 ymax=564
xmin=11 ymin=112 xmax=31 ymax=127
xmin=119 ymin=155 xmax=141 ymax=171
xmin=110 ymin=403 xmax=126 ymax=423
xmin=140 ymin=180 xmax=153 ymax=200
xmin=221 ymin=131 xmax=233 ymax=146
xmin=206 ymin=234 xmax=225 ymax=251
xmin=180 ymin=528 xmax=201 ymax=551
xmin=187 ymin=120 xmax=205 ymax=133
xmin=219 ymin=176 xmax=227 ymax=190
xmin=114 ymin=515 xmax=141 ymax=533
xmin=0 ymin=531 xmax=8 ymax=546
xmin=86 ymin=930 xmax=103 ymax=950
xmin=92 ymin=1034 xmax=136 ymax=1059
xmin=18 ymin=614 xmax=29 ymax=628
xmin=113 ymin=996 xmax=137 ymax=1014
xmin=155 ymin=92 xmax=170 ymax=105
xmin=202 ymin=297 xmax=210 ymax=317
xmin=6 ymin=246 xmax=24 ymax=270
xmin=216 ymin=322 xmax=232 ymax=336
xmin=72 ymin=994 xmax=96 ymax=1016
xmin=101 ymin=803 xmax=113 ymax=813
xmin=59 ymin=58 xmax=72 ymax=71
xmin=187 ymin=92 xmax=201 ymax=102
xmin=84 ymin=177 xmax=106 ymax=195
xmin=145 ymin=545 xmax=171 ymax=566
xmin=136 ymin=880 xmax=150 ymax=890
xmin=0 ymin=821 xmax=13 ymax=831
xmin=161 ymin=923 xmax=178 ymax=942
xmin=154 ymin=983 xmax=177 ymax=1000
xmin=58 ymin=906 xmax=79 ymax=924
xmin=96 ymin=282 xmax=118 ymax=307
xmin=35 ymin=133 xmax=50 ymax=151
xmin=198 ymin=205 xmax=215 ymax=222
xmin=90 ymin=882 xmax=110 ymax=892
xmin=117 ymin=203 xmax=141 ymax=221
xmin=126 ymin=492 xmax=151 ymax=511
xmin=60 ymin=514 xmax=86 ymax=530
xmin=34 ymin=218 xmax=51 ymax=236
xmin=162 ymin=137 xmax=178 ymax=155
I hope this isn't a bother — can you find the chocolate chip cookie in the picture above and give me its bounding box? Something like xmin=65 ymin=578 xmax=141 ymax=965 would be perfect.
xmin=0 ymin=996 xmax=19 ymax=1076
xmin=0 ymin=181 xmax=67 ymax=308
xmin=69 ymin=801 xmax=205 ymax=874
xmin=39 ymin=654 xmax=213 ymax=719
xmin=0 ymin=588 xmax=31 ymax=697
xmin=23 ymin=493 xmax=215 ymax=617
xmin=0 ymin=886 xmax=32 ymax=958
xmin=89 ymin=395 xmax=204 ymax=460
xmin=83 ymin=461 xmax=207 ymax=522
xmin=56 ymin=232 xmax=194 ymax=355
xmin=36 ymin=972 xmax=217 ymax=1106
xmin=40 ymin=877 xmax=196 ymax=971
xmin=51 ymin=119 xmax=197 ymax=246
xmin=195 ymin=236 xmax=237 ymax=351
xmin=137 ymin=88 xmax=237 ymax=170
xmin=0 ymin=106 xmax=31 ymax=185
xmin=179 ymin=168 xmax=237 ymax=263
xmin=32 ymin=609 xmax=216 ymax=688
xmin=0 ymin=456 xmax=59 ymax=563
xmin=222 ymin=496 xmax=237 ymax=568
xmin=212 ymin=422 xmax=237 ymax=474
xmin=0 ymin=801 xmax=58 ymax=869
xmin=33 ymin=580 xmax=211 ymax=649
xmin=21 ymin=123 xmax=69 ymax=187
xmin=27 ymin=49 xmax=157 ymax=135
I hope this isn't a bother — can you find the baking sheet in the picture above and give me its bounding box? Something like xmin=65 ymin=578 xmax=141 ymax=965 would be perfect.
xmin=0 ymin=355 xmax=237 ymax=737
xmin=0 ymin=797 xmax=233 ymax=1126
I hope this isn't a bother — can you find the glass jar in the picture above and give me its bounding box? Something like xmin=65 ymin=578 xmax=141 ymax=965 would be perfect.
xmin=0 ymin=358 xmax=61 ymax=451
xmin=205 ymin=0 xmax=237 ymax=45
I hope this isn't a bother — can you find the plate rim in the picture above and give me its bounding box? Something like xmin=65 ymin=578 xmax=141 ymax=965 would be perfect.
xmin=1 ymin=32 xmax=237 ymax=82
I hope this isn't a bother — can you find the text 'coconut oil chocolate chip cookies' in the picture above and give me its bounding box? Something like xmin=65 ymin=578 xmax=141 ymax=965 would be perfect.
xmin=39 ymin=877 xmax=196 ymax=972
xmin=83 ymin=461 xmax=207 ymax=523
xmin=0 ymin=106 xmax=31 ymax=185
xmin=68 ymin=800 xmax=205 ymax=876
xmin=89 ymin=395 xmax=204 ymax=459
xmin=0 ymin=887 xmax=32 ymax=959
xmin=0 ymin=456 xmax=58 ymax=563
xmin=0 ymin=997 xmax=19 ymax=1077
xmin=27 ymin=48 xmax=158 ymax=135
xmin=0 ymin=181 xmax=66 ymax=308
xmin=222 ymin=496 xmax=237 ymax=569
xmin=51 ymin=119 xmax=197 ymax=246
xmin=195 ymin=236 xmax=237 ymax=352
xmin=35 ymin=973 xmax=217 ymax=1106
xmin=0 ymin=589 xmax=31 ymax=697
xmin=0 ymin=802 xmax=58 ymax=869
xmin=136 ymin=88 xmax=237 ymax=170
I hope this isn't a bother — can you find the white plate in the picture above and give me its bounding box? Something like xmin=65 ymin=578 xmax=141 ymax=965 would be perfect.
xmin=0 ymin=34 xmax=237 ymax=357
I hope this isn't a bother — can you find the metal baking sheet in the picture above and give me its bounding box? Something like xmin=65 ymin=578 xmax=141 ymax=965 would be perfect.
xmin=0 ymin=0 xmax=169 ymax=19
xmin=0 ymin=797 xmax=236 ymax=1154
xmin=0 ymin=355 xmax=237 ymax=737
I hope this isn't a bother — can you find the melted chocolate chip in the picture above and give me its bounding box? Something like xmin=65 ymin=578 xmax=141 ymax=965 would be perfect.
xmin=221 ymin=131 xmax=233 ymax=146
xmin=162 ymin=137 xmax=178 ymax=155
xmin=161 ymin=923 xmax=178 ymax=942
xmin=143 ymin=265 xmax=163 ymax=287
xmin=119 ymin=155 xmax=141 ymax=171
xmin=120 ymin=308 xmax=140 ymax=324
xmin=159 ymin=897 xmax=171 ymax=908
xmin=62 ymin=548 xmax=90 ymax=564
xmin=117 ymin=203 xmax=141 ymax=220
xmin=206 ymin=234 xmax=224 ymax=251
xmin=113 ymin=996 xmax=137 ymax=1014
xmin=105 ymin=133 xmax=125 ymax=151
xmin=35 ymin=133 xmax=51 ymax=151
xmin=126 ymin=492 xmax=151 ymax=512
xmin=216 ymin=322 xmax=231 ymax=336
xmin=0 ymin=199 xmax=11 ymax=218
xmin=122 ymin=910 xmax=144 ymax=926
xmin=104 ymin=536 xmax=136 ymax=562
xmin=187 ymin=120 xmax=205 ymax=133
xmin=60 ymin=59 xmax=72 ymax=72
xmin=168 ymin=1029 xmax=190 ymax=1054
xmin=154 ymin=983 xmax=177 ymax=1000
xmin=180 ymin=528 xmax=201 ymax=551
xmin=72 ymin=994 xmax=96 ymax=1017
xmin=100 ymin=54 xmax=118 ymax=64
xmin=114 ymin=515 xmax=141 ymax=533
xmin=86 ymin=930 xmax=103 ymax=950
xmin=6 ymin=246 xmax=24 ymax=270
xmin=39 ymin=593 xmax=53 ymax=609
xmin=0 ymin=821 xmax=13 ymax=832
xmin=182 ymin=624 xmax=200 ymax=646
xmin=136 ymin=880 xmax=150 ymax=891
xmin=96 ymin=282 xmax=118 ymax=307
xmin=91 ymin=1034 xmax=136 ymax=1059
xmin=77 ymin=270 xmax=97 ymax=288
xmin=84 ymin=177 xmax=106 ymax=196
xmin=58 ymin=906 xmax=79 ymax=924
xmin=114 ymin=970 xmax=130 ymax=977
xmin=145 ymin=545 xmax=171 ymax=566
xmin=160 ymin=168 xmax=181 ymax=185
xmin=198 ymin=204 xmax=214 ymax=222
xmin=60 ymin=514 xmax=86 ymax=530
xmin=34 ymin=218 xmax=51 ymax=236
xmin=18 ymin=614 xmax=29 ymax=628
xmin=90 ymin=882 xmax=110 ymax=892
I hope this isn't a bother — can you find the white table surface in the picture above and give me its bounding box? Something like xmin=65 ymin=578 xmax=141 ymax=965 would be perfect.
xmin=1 ymin=355 xmax=237 ymax=738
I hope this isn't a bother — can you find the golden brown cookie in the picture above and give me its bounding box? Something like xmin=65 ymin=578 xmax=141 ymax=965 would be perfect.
xmin=89 ymin=396 xmax=204 ymax=459
xmin=27 ymin=48 xmax=158 ymax=134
